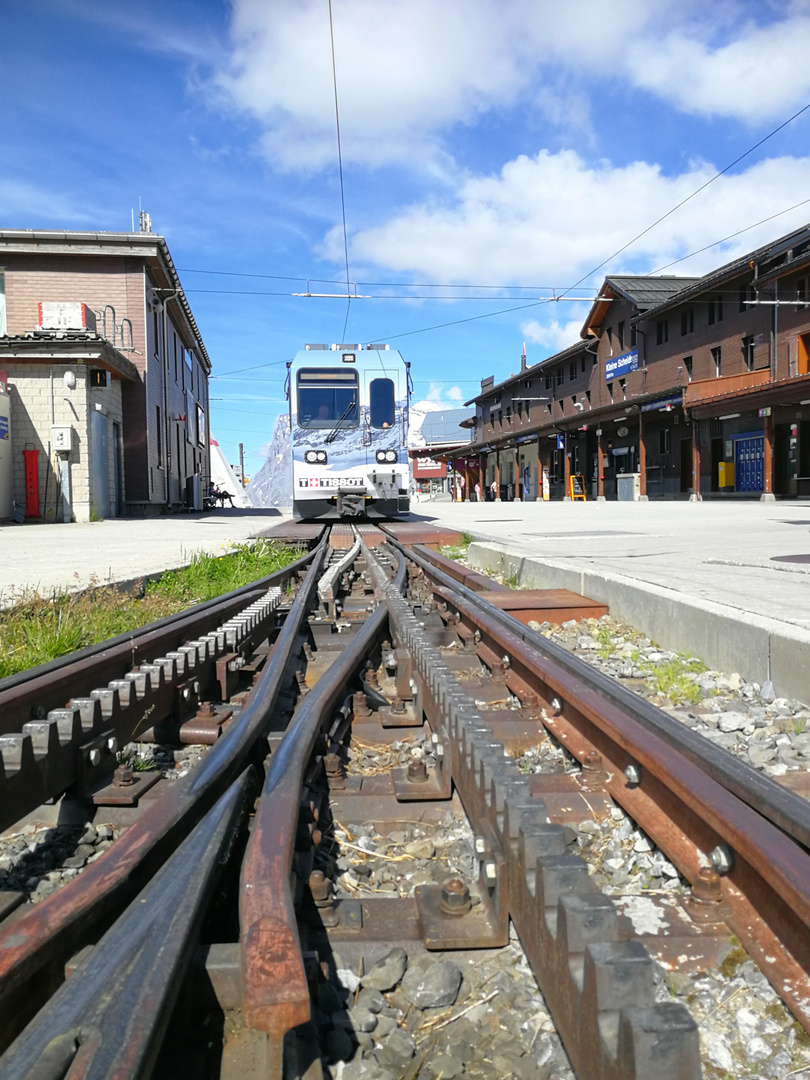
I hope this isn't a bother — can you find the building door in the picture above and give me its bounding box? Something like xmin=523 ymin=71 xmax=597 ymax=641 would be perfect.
xmin=91 ymin=409 xmax=110 ymax=518
xmin=734 ymin=435 xmax=764 ymax=492
xmin=710 ymin=438 xmax=723 ymax=492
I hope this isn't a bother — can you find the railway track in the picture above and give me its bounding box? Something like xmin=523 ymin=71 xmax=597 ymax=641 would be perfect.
xmin=0 ymin=524 xmax=808 ymax=1078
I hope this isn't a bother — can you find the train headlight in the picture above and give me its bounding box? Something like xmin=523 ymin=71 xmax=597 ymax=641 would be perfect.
xmin=316 ymin=450 xmax=328 ymax=463
xmin=376 ymin=449 xmax=398 ymax=464
xmin=305 ymin=450 xmax=328 ymax=464
xmin=385 ymin=450 xmax=397 ymax=463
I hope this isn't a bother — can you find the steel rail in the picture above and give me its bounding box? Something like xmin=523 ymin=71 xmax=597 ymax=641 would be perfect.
xmin=399 ymin=540 xmax=810 ymax=1032
xmin=239 ymin=544 xmax=406 ymax=1062
xmin=367 ymin=540 xmax=702 ymax=1079
xmin=0 ymin=546 xmax=315 ymax=737
xmin=0 ymin=537 xmax=329 ymax=1055
xmin=0 ymin=769 xmax=256 ymax=1080
xmin=407 ymin=541 xmax=810 ymax=851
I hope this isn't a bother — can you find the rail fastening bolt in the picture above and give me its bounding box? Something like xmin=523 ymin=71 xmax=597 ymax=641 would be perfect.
xmin=440 ymin=878 xmax=472 ymax=917
xmin=551 ymin=697 xmax=562 ymax=715
xmin=484 ymin=860 xmax=497 ymax=881
xmin=624 ymin=762 xmax=642 ymax=785
xmin=107 ymin=737 xmax=118 ymax=754
xmin=474 ymin=835 xmax=487 ymax=855
xmin=406 ymin=757 xmax=429 ymax=784
xmin=89 ymin=749 xmax=102 ymax=767
xmin=309 ymin=870 xmax=333 ymax=907
xmin=709 ymin=845 xmax=734 ymax=875
xmin=325 ymin=752 xmax=345 ymax=780
xmin=691 ymin=866 xmax=723 ymax=905
xmin=113 ymin=763 xmax=135 ymax=787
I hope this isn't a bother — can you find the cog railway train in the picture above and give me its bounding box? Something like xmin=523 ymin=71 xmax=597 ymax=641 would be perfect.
xmin=287 ymin=344 xmax=412 ymax=521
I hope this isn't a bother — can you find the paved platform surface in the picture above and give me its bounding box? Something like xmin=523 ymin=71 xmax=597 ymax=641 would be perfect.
xmin=413 ymin=501 xmax=810 ymax=634
xmin=0 ymin=508 xmax=289 ymax=602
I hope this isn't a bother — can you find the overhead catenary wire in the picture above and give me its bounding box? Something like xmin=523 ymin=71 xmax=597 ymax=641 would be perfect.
xmin=328 ymin=0 xmax=352 ymax=342
xmin=559 ymin=97 xmax=810 ymax=299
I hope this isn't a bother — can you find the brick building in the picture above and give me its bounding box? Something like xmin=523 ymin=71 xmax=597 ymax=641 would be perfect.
xmin=460 ymin=222 xmax=810 ymax=501
xmin=0 ymin=227 xmax=211 ymax=522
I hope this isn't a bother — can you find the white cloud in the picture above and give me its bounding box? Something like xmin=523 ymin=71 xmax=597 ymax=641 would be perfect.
xmin=214 ymin=2 xmax=810 ymax=170
xmin=446 ymin=386 xmax=464 ymax=402
xmin=348 ymin=149 xmax=810 ymax=285
xmin=628 ymin=16 xmax=810 ymax=123
xmin=522 ymin=315 xmax=587 ymax=354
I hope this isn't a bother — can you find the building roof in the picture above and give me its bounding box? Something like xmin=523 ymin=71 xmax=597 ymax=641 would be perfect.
xmin=464 ymin=339 xmax=591 ymax=406
xmin=581 ymin=275 xmax=702 ymax=339
xmin=636 ymin=221 xmax=810 ymax=321
xmin=603 ymin=275 xmax=703 ymax=309
xmin=420 ymin=408 xmax=473 ymax=445
xmin=0 ymin=229 xmax=211 ymax=373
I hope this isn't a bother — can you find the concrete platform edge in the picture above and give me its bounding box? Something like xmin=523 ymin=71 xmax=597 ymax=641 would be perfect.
xmin=466 ymin=542 xmax=810 ymax=702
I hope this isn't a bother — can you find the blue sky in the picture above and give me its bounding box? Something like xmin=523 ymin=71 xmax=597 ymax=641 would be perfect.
xmin=5 ymin=0 xmax=810 ymax=471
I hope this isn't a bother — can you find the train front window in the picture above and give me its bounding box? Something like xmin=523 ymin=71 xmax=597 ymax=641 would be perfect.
xmin=297 ymin=368 xmax=359 ymax=429
xmin=369 ymin=378 xmax=395 ymax=428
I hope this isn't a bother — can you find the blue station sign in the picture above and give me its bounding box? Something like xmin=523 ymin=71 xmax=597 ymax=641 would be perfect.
xmin=605 ymin=349 xmax=639 ymax=381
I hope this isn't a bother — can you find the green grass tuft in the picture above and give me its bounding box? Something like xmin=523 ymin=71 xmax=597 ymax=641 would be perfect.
xmin=0 ymin=539 xmax=299 ymax=679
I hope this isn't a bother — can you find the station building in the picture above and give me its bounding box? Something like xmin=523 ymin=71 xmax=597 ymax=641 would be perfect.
xmin=410 ymin=407 xmax=473 ymax=498
xmin=459 ymin=222 xmax=810 ymax=501
xmin=0 ymin=224 xmax=211 ymax=522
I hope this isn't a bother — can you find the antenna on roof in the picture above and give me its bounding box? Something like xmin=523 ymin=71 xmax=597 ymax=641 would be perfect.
xmin=138 ymin=210 xmax=152 ymax=234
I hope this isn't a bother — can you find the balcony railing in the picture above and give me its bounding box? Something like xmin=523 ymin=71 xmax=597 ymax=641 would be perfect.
xmin=683 ymin=368 xmax=770 ymax=407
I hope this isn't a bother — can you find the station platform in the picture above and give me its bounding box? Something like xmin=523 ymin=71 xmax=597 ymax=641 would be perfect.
xmin=414 ymin=500 xmax=810 ymax=701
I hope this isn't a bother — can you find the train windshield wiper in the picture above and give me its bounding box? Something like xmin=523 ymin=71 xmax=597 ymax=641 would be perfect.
xmin=325 ymin=399 xmax=356 ymax=444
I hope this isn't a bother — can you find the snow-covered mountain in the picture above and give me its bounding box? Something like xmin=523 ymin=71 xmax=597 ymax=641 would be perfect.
xmin=245 ymin=414 xmax=291 ymax=508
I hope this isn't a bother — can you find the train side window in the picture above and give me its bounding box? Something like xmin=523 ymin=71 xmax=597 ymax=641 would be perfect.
xmin=370 ymin=378 xmax=395 ymax=428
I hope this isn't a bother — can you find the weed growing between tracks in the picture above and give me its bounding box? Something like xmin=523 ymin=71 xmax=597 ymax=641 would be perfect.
xmin=0 ymin=539 xmax=299 ymax=678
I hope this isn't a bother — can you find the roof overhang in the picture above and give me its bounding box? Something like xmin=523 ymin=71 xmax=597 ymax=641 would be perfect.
xmin=0 ymin=334 xmax=139 ymax=381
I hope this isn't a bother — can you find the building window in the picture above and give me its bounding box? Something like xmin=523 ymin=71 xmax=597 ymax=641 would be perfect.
xmin=173 ymin=334 xmax=178 ymax=381
xmin=739 ymin=285 xmax=755 ymax=312
xmin=555 ymin=368 xmax=564 ymax=386
xmin=585 ymin=389 xmax=591 ymax=406
xmin=708 ymin=297 xmax=723 ymax=325
xmin=569 ymin=362 xmax=576 ymax=381
xmin=581 ymin=356 xmax=586 ymax=374
xmin=497 ymin=409 xmax=502 ymax=425
xmin=153 ymin=311 xmax=160 ymax=356
xmin=712 ymin=345 xmax=722 ymax=378
xmin=683 ymin=355 xmax=693 ymax=381
xmin=617 ymin=321 xmax=625 ymax=349
xmin=619 ymin=378 xmax=627 ymax=399
xmin=656 ymin=319 xmax=669 ymax=345
xmin=0 ymin=270 xmax=5 ymax=336
xmin=680 ymin=309 xmax=694 ymax=335
xmin=545 ymin=372 xmax=553 ymax=390
xmin=630 ymin=324 xmax=637 ymax=347
xmin=742 ymin=335 xmax=755 ymax=372
xmin=797 ymin=278 xmax=808 ymax=310
xmin=605 ymin=327 xmax=613 ymax=352
xmin=156 ymin=406 xmax=162 ymax=466
xmin=607 ymin=381 xmax=614 ymax=402
xmin=89 ymin=369 xmax=107 ymax=388
xmin=659 ymin=429 xmax=671 ymax=455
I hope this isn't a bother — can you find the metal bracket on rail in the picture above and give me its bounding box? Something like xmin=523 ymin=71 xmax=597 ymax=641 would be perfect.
xmin=415 ymin=818 xmax=508 ymax=948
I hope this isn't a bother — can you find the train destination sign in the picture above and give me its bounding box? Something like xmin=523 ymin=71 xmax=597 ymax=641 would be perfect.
xmin=605 ymin=349 xmax=639 ymax=381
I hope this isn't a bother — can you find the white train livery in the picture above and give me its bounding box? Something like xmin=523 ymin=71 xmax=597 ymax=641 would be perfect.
xmin=287 ymin=344 xmax=411 ymax=520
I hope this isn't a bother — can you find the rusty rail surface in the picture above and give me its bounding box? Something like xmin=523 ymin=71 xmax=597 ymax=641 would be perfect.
xmin=238 ymin=544 xmax=405 ymax=1071
xmin=0 ymin=537 xmax=329 ymax=1055
xmin=367 ymin=540 xmax=702 ymax=1079
xmin=0 ymin=549 xmax=315 ymax=834
xmin=398 ymin=539 xmax=810 ymax=1035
